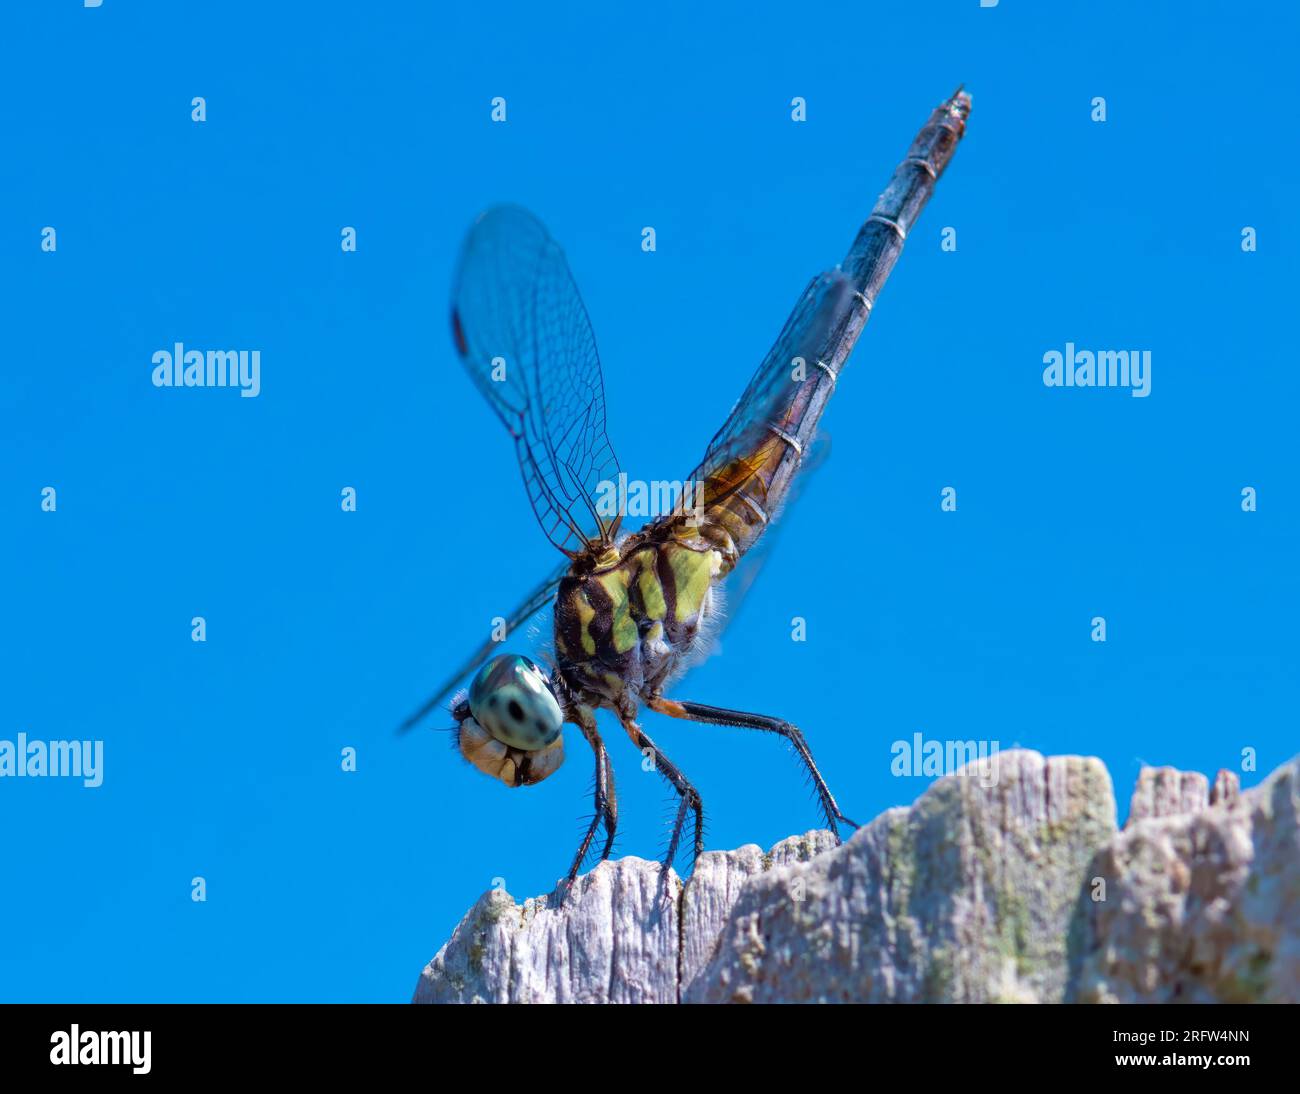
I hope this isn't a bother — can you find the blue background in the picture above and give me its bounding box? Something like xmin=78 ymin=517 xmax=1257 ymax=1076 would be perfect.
xmin=2 ymin=1 xmax=1296 ymax=1002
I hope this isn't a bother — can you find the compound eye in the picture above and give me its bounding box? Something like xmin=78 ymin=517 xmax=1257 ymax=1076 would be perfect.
xmin=468 ymin=654 xmax=563 ymax=751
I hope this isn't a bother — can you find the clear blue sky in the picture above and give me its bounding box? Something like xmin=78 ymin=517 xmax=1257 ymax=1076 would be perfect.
xmin=2 ymin=1 xmax=1296 ymax=1002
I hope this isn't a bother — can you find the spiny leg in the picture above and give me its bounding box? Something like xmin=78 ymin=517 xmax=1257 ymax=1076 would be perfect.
xmin=619 ymin=718 xmax=704 ymax=873
xmin=565 ymin=740 xmax=613 ymax=881
xmin=566 ymin=718 xmax=618 ymax=883
xmin=647 ymin=697 xmax=857 ymax=841
xmin=598 ymin=747 xmax=618 ymax=861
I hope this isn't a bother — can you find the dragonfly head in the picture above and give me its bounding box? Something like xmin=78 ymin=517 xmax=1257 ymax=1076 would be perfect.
xmin=452 ymin=654 xmax=565 ymax=787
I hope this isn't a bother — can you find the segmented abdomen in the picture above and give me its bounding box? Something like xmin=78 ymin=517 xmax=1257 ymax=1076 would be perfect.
xmin=686 ymin=91 xmax=971 ymax=576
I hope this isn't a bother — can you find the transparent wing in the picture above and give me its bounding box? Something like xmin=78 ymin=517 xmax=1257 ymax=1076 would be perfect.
xmin=700 ymin=433 xmax=833 ymax=661
xmin=396 ymin=559 xmax=569 ymax=734
xmin=451 ymin=206 xmax=621 ymax=556
xmin=687 ymin=269 xmax=857 ymax=492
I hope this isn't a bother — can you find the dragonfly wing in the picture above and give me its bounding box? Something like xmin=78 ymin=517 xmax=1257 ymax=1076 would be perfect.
xmin=689 ymin=269 xmax=856 ymax=492
xmin=693 ymin=432 xmax=832 ymax=664
xmin=649 ymin=270 xmax=858 ymax=570
xmin=451 ymin=206 xmax=621 ymax=557
xmin=397 ymin=558 xmax=569 ymax=733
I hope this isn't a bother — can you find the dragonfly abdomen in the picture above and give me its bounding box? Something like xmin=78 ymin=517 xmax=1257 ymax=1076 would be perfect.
xmin=691 ymin=421 xmax=817 ymax=576
xmin=676 ymin=90 xmax=972 ymax=578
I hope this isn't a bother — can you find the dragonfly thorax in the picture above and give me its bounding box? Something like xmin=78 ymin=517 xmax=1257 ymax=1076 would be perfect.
xmin=554 ymin=534 xmax=723 ymax=712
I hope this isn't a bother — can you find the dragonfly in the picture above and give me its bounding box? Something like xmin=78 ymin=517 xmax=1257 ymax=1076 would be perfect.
xmin=401 ymin=88 xmax=971 ymax=884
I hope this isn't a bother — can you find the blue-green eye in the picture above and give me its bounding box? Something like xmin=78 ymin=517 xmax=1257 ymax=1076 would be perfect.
xmin=469 ymin=654 xmax=563 ymax=751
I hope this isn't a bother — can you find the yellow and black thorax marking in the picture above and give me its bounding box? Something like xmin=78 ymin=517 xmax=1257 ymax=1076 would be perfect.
xmin=554 ymin=540 xmax=720 ymax=680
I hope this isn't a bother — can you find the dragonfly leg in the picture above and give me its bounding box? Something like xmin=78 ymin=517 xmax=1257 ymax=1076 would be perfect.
xmin=618 ymin=717 xmax=704 ymax=875
xmin=598 ymin=748 xmax=619 ymax=861
xmin=565 ymin=717 xmax=618 ymax=883
xmin=647 ymin=697 xmax=858 ymax=841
